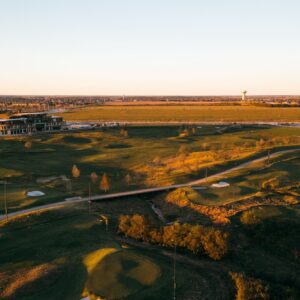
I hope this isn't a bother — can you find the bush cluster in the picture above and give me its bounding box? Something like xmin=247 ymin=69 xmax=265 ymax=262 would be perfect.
xmin=118 ymin=214 xmax=229 ymax=260
xmin=230 ymin=272 xmax=269 ymax=300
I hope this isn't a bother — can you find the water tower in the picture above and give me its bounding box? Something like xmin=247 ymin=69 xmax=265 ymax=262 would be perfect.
xmin=241 ymin=90 xmax=247 ymax=101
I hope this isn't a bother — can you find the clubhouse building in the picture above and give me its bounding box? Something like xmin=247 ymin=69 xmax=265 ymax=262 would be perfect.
xmin=0 ymin=113 xmax=64 ymax=136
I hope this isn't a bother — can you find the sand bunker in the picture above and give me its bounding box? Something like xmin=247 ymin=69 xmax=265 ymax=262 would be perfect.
xmin=27 ymin=191 xmax=45 ymax=197
xmin=211 ymin=181 xmax=230 ymax=188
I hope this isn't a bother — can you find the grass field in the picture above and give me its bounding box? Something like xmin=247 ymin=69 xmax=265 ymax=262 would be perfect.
xmin=1 ymin=193 xmax=299 ymax=299
xmin=0 ymin=200 xmax=233 ymax=300
xmin=1 ymin=125 xmax=300 ymax=299
xmin=57 ymin=105 xmax=300 ymax=122
xmin=1 ymin=125 xmax=300 ymax=214
xmin=190 ymin=150 xmax=300 ymax=206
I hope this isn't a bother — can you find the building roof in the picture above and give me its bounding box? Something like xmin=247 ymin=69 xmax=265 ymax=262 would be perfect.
xmin=0 ymin=118 xmax=27 ymax=122
xmin=11 ymin=112 xmax=47 ymax=117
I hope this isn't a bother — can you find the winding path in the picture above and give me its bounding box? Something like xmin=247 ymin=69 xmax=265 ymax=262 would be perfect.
xmin=1 ymin=148 xmax=299 ymax=222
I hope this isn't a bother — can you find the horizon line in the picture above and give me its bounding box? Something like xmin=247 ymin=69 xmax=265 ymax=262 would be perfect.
xmin=1 ymin=94 xmax=300 ymax=97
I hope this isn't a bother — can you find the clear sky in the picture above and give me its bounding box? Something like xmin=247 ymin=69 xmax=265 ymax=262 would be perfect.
xmin=0 ymin=0 xmax=299 ymax=95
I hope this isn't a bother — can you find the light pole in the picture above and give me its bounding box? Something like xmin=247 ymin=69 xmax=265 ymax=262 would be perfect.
xmin=1 ymin=180 xmax=8 ymax=221
xmin=171 ymin=239 xmax=177 ymax=300
xmin=88 ymin=182 xmax=91 ymax=214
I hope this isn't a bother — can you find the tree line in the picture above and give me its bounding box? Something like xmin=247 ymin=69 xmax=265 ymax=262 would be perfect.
xmin=118 ymin=214 xmax=229 ymax=260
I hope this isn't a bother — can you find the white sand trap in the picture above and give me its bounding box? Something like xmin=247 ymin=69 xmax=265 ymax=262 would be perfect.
xmin=211 ymin=181 xmax=230 ymax=188
xmin=27 ymin=191 xmax=45 ymax=197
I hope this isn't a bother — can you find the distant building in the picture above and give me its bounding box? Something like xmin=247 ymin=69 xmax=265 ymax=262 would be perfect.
xmin=241 ymin=90 xmax=247 ymax=101
xmin=0 ymin=112 xmax=64 ymax=136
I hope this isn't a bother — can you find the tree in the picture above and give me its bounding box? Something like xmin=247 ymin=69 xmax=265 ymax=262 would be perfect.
xmin=24 ymin=141 xmax=32 ymax=150
xmin=240 ymin=211 xmax=260 ymax=226
xmin=117 ymin=214 xmax=230 ymax=260
xmin=120 ymin=128 xmax=129 ymax=137
xmin=118 ymin=215 xmax=131 ymax=234
xmin=201 ymin=228 xmax=229 ymax=260
xmin=256 ymin=138 xmax=266 ymax=149
xmin=124 ymin=174 xmax=132 ymax=186
xmin=230 ymin=272 xmax=269 ymax=300
xmin=90 ymin=172 xmax=98 ymax=184
xmin=202 ymin=142 xmax=209 ymax=150
xmin=72 ymin=165 xmax=80 ymax=178
xmin=178 ymin=144 xmax=188 ymax=156
xmin=100 ymin=173 xmax=110 ymax=192
xmin=118 ymin=214 xmax=149 ymax=240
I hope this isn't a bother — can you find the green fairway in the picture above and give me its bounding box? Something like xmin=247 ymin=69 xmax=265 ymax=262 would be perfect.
xmin=190 ymin=150 xmax=300 ymax=206
xmin=0 ymin=202 xmax=233 ymax=300
xmin=85 ymin=250 xmax=161 ymax=299
xmin=1 ymin=125 xmax=300 ymax=214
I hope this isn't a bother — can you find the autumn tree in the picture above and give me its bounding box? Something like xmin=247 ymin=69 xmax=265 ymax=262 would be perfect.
xmin=201 ymin=228 xmax=229 ymax=260
xmin=118 ymin=214 xmax=230 ymax=260
xmin=124 ymin=173 xmax=132 ymax=186
xmin=230 ymin=272 xmax=269 ymax=300
xmin=90 ymin=172 xmax=98 ymax=184
xmin=256 ymin=138 xmax=266 ymax=149
xmin=202 ymin=142 xmax=209 ymax=150
xmin=240 ymin=211 xmax=260 ymax=226
xmin=72 ymin=165 xmax=80 ymax=178
xmin=118 ymin=214 xmax=149 ymax=240
xmin=178 ymin=144 xmax=188 ymax=156
xmin=120 ymin=128 xmax=129 ymax=137
xmin=100 ymin=173 xmax=110 ymax=192
xmin=24 ymin=141 xmax=32 ymax=151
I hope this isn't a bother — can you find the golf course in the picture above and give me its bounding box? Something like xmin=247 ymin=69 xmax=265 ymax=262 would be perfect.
xmin=1 ymin=124 xmax=300 ymax=299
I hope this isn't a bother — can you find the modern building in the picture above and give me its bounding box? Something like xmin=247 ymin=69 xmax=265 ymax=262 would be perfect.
xmin=0 ymin=112 xmax=64 ymax=136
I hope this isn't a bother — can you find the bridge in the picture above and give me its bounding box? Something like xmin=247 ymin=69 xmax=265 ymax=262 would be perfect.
xmin=1 ymin=148 xmax=299 ymax=222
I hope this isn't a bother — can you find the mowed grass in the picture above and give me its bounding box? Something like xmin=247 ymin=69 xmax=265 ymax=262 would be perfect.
xmin=86 ymin=250 xmax=161 ymax=299
xmin=192 ymin=150 xmax=300 ymax=206
xmin=0 ymin=200 xmax=228 ymax=300
xmin=57 ymin=105 xmax=300 ymax=122
xmin=1 ymin=125 xmax=300 ymax=213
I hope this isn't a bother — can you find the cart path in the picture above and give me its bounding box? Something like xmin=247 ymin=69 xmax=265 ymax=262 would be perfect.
xmin=1 ymin=148 xmax=299 ymax=222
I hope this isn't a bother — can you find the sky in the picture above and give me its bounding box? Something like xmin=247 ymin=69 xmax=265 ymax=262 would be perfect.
xmin=0 ymin=0 xmax=300 ymax=95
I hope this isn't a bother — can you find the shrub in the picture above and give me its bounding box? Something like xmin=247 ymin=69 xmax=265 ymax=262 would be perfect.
xmin=240 ymin=211 xmax=261 ymax=225
xmin=230 ymin=272 xmax=269 ymax=300
xmin=118 ymin=214 xmax=230 ymax=260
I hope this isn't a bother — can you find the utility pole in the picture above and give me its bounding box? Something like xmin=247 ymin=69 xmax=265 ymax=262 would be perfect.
xmin=88 ymin=183 xmax=91 ymax=214
xmin=173 ymin=242 xmax=177 ymax=300
xmin=3 ymin=180 xmax=8 ymax=221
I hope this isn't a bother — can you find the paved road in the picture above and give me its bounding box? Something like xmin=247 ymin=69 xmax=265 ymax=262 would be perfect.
xmin=1 ymin=148 xmax=299 ymax=222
